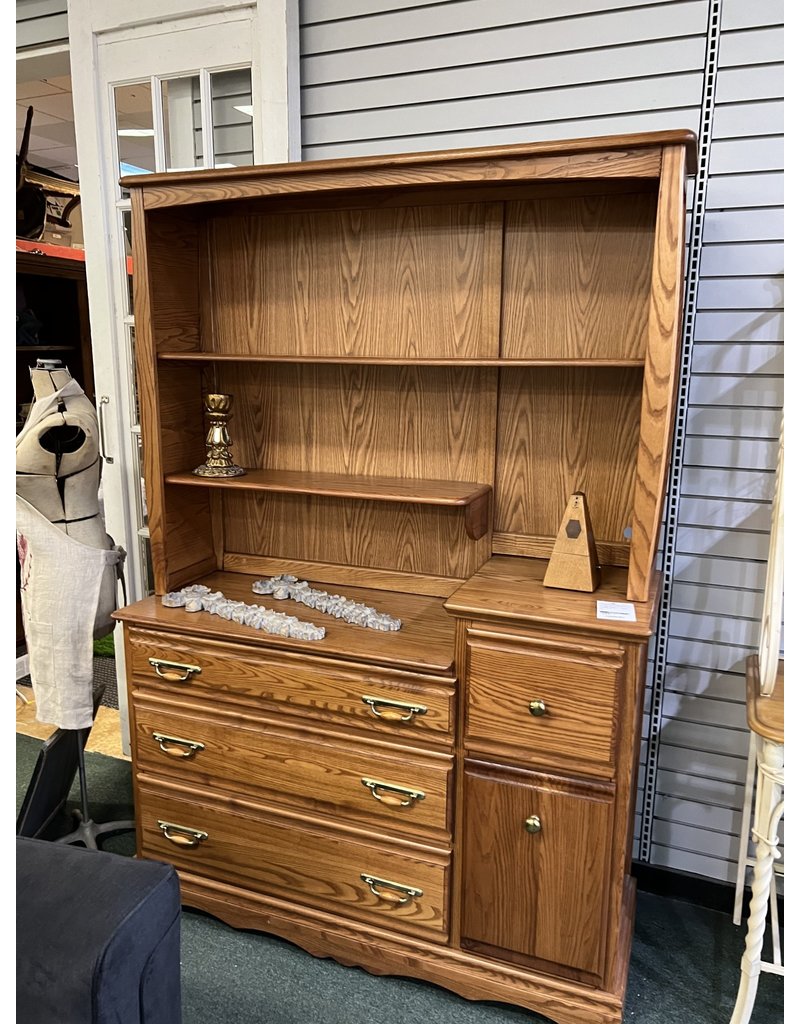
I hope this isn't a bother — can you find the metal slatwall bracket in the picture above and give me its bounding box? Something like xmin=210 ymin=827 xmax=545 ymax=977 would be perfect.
xmin=637 ymin=0 xmax=722 ymax=863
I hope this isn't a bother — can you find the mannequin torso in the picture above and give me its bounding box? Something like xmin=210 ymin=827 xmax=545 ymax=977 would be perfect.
xmin=16 ymin=366 xmax=109 ymax=550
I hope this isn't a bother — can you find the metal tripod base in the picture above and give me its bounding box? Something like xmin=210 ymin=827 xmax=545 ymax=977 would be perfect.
xmin=55 ymin=808 xmax=136 ymax=850
xmin=54 ymin=732 xmax=136 ymax=850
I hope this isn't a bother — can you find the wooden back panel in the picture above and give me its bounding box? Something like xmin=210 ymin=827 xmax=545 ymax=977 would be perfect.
xmin=145 ymin=209 xmax=201 ymax=353
xmin=493 ymin=367 xmax=643 ymax=565
xmin=223 ymin=492 xmax=490 ymax=580
xmin=219 ymin=363 xmax=496 ymax=479
xmin=206 ymin=204 xmax=503 ymax=359
xmin=501 ymin=194 xmax=656 ymax=360
xmin=215 ymin=362 xmax=495 ymax=581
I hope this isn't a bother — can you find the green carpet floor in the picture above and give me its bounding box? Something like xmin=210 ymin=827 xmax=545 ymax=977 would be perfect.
xmin=16 ymin=732 xmax=783 ymax=1023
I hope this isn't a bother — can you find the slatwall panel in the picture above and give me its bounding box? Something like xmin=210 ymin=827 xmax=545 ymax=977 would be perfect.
xmin=649 ymin=0 xmax=783 ymax=883
xmin=297 ymin=0 xmax=784 ymax=885
xmin=299 ymin=0 xmax=707 ymax=158
xmin=16 ymin=0 xmax=68 ymax=49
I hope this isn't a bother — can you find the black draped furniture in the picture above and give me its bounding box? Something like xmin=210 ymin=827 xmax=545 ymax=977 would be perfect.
xmin=17 ymin=836 xmax=182 ymax=1024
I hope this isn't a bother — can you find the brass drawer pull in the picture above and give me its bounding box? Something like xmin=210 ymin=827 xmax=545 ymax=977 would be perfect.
xmin=158 ymin=820 xmax=209 ymax=847
xmin=528 ymin=699 xmax=547 ymax=717
xmin=361 ymin=695 xmax=428 ymax=722
xmin=361 ymin=778 xmax=426 ymax=807
xmin=360 ymin=873 xmax=423 ymax=906
xmin=148 ymin=657 xmax=201 ymax=683
xmin=525 ymin=815 xmax=542 ymax=834
xmin=152 ymin=732 xmax=205 ymax=758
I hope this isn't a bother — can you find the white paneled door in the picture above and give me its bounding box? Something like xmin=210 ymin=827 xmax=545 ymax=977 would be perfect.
xmin=67 ymin=0 xmax=298 ymax=751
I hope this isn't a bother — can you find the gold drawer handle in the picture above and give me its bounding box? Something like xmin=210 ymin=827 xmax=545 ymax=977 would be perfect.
xmin=148 ymin=658 xmax=201 ymax=683
xmin=152 ymin=732 xmax=206 ymax=758
xmin=361 ymin=778 xmax=426 ymax=808
xmin=528 ymin=699 xmax=547 ymax=717
xmin=360 ymin=873 xmax=423 ymax=906
xmin=158 ymin=820 xmax=209 ymax=848
xmin=361 ymin=695 xmax=428 ymax=722
xmin=525 ymin=815 xmax=542 ymax=834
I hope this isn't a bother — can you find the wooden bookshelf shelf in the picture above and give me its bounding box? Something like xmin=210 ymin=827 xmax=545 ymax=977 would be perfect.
xmin=158 ymin=351 xmax=646 ymax=368
xmin=165 ymin=469 xmax=492 ymax=539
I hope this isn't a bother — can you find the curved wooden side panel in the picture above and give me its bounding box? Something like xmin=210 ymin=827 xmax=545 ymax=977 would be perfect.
xmin=627 ymin=146 xmax=687 ymax=601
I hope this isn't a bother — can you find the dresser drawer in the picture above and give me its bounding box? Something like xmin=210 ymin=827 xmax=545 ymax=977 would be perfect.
xmin=126 ymin=627 xmax=456 ymax=745
xmin=133 ymin=698 xmax=453 ymax=842
xmin=464 ymin=630 xmax=623 ymax=776
xmin=137 ymin=782 xmax=450 ymax=941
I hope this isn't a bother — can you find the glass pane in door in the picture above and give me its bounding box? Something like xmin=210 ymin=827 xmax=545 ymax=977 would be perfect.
xmin=210 ymin=68 xmax=254 ymax=167
xmin=161 ymin=76 xmax=203 ymax=171
xmin=114 ymin=82 xmax=156 ymax=191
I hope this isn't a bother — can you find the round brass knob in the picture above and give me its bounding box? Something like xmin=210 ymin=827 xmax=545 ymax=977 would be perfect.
xmin=528 ymin=699 xmax=547 ymax=717
xmin=524 ymin=815 xmax=542 ymax=834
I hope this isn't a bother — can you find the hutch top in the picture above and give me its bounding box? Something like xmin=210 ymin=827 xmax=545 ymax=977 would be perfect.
xmin=123 ymin=128 xmax=695 ymax=617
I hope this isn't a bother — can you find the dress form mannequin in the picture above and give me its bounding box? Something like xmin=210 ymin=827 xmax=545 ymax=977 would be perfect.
xmin=17 ymin=364 xmax=111 ymax=550
xmin=16 ymin=362 xmax=122 ymax=724
xmin=16 ymin=361 xmax=133 ymax=847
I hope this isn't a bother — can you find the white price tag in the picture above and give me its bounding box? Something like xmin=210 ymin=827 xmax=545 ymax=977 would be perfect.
xmin=596 ymin=601 xmax=637 ymax=622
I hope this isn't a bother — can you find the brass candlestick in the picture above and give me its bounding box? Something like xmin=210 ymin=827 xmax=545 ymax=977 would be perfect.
xmin=192 ymin=393 xmax=246 ymax=478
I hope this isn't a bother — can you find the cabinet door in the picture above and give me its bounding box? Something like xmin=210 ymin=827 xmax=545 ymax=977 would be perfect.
xmin=461 ymin=762 xmax=613 ymax=983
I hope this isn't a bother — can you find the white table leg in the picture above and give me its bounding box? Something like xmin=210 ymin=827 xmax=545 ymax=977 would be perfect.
xmin=729 ymin=737 xmax=784 ymax=1024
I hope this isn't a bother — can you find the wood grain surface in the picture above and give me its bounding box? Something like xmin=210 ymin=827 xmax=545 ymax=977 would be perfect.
xmin=222 ymin=554 xmax=464 ymax=598
xmin=166 ymin=468 xmax=490 ymax=506
xmin=746 ymin=654 xmax=784 ymax=743
xmin=122 ymin=132 xmax=694 ymax=1022
xmin=501 ymin=194 xmax=656 ymax=360
xmin=126 ymin=628 xmax=455 ymax=747
xmin=207 ymin=204 xmax=501 ymax=359
xmin=627 ymin=146 xmax=686 ymax=601
xmin=137 ymin=781 xmax=450 ymax=940
xmin=461 ymin=763 xmax=612 ymax=981
xmin=146 ymin=208 xmax=201 ymax=352
xmin=134 ymin=142 xmax=671 ymax=210
xmin=220 ymin=492 xmax=491 ymax=580
xmin=174 ymin=874 xmax=630 ymax=1024
xmin=133 ymin=697 xmax=453 ymax=841
xmin=158 ymin=352 xmax=646 ymax=367
xmin=118 ymin=569 xmax=457 ymax=674
xmin=494 ymin=367 xmax=642 ymax=552
xmin=464 ymin=632 xmax=621 ymax=777
xmin=123 ymin=130 xmax=695 ymax=193
xmin=444 ymin=555 xmax=660 ymax=640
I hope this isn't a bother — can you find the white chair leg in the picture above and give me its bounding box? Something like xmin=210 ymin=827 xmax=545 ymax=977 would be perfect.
xmin=733 ymin=732 xmax=758 ymax=926
xmin=768 ymin=869 xmax=781 ymax=968
xmin=729 ymin=738 xmax=784 ymax=1024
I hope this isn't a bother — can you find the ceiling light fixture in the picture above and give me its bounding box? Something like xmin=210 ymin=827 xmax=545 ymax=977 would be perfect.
xmin=118 ymin=128 xmax=155 ymax=137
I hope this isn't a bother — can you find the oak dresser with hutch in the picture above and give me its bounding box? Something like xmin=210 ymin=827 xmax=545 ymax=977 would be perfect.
xmin=115 ymin=130 xmax=696 ymax=1024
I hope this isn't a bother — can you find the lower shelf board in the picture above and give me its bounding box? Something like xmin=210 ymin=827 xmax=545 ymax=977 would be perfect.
xmin=174 ymin=868 xmax=633 ymax=1024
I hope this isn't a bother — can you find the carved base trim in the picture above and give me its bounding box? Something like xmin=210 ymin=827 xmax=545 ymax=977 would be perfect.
xmin=176 ymin=869 xmax=627 ymax=1024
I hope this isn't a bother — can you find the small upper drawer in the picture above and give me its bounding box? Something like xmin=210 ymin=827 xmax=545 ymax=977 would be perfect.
xmin=133 ymin=698 xmax=453 ymax=843
xmin=126 ymin=627 xmax=456 ymax=745
xmin=464 ymin=630 xmax=624 ymax=776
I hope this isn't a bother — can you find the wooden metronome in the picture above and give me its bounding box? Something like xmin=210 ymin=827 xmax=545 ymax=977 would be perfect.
xmin=543 ymin=491 xmax=601 ymax=592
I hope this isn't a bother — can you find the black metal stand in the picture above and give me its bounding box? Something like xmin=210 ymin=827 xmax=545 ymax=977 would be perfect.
xmin=54 ymin=733 xmax=135 ymax=849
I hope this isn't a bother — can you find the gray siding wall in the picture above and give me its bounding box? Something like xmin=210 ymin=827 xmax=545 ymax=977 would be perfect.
xmin=16 ymin=0 xmax=69 ymax=49
xmin=298 ymin=0 xmax=784 ymax=885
